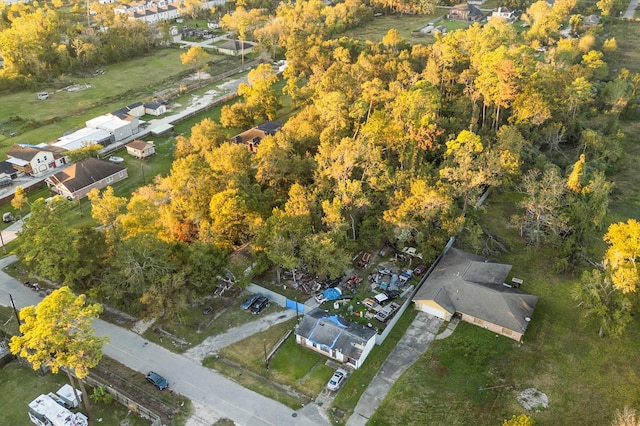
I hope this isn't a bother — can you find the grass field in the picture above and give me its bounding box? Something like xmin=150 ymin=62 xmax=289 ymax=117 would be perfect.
xmin=0 ymin=48 xmax=243 ymax=157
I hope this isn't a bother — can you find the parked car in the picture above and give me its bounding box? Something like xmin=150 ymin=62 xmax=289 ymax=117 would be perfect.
xmin=241 ymin=293 xmax=261 ymax=310
xmin=375 ymin=302 xmax=400 ymax=323
xmin=145 ymin=371 xmax=168 ymax=390
xmin=327 ymin=368 xmax=347 ymax=391
xmin=413 ymin=264 xmax=428 ymax=275
xmin=383 ymin=289 xmax=400 ymax=300
xmin=251 ymin=296 xmax=270 ymax=315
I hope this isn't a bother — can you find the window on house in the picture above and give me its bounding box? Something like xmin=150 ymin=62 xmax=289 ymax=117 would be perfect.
xmin=119 ymin=171 xmax=124 ymax=178
xmin=106 ymin=176 xmax=113 ymax=184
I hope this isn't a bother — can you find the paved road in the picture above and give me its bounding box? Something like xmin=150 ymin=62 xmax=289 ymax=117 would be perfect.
xmin=0 ymin=256 xmax=330 ymax=426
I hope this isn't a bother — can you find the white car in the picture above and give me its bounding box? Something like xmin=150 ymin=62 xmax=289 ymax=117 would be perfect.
xmin=327 ymin=368 xmax=347 ymax=391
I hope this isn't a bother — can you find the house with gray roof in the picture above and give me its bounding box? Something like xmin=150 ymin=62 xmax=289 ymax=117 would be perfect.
xmin=412 ymin=248 xmax=538 ymax=342
xmin=44 ymin=158 xmax=128 ymax=200
xmin=217 ymin=40 xmax=255 ymax=57
xmin=295 ymin=308 xmax=377 ymax=369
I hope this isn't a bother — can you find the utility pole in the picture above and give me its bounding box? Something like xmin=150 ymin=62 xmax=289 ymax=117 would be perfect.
xmin=0 ymin=229 xmax=6 ymax=254
xmin=10 ymin=294 xmax=20 ymax=332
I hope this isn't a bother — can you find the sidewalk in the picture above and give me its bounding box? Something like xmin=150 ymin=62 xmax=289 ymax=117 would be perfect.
xmin=184 ymin=309 xmax=297 ymax=362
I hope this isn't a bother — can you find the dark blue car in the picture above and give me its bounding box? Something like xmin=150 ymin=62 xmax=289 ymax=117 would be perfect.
xmin=145 ymin=371 xmax=168 ymax=390
xmin=241 ymin=293 xmax=261 ymax=310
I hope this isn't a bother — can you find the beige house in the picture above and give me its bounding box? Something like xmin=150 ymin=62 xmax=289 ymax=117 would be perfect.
xmin=412 ymin=248 xmax=538 ymax=342
xmin=217 ymin=40 xmax=255 ymax=57
xmin=45 ymin=158 xmax=127 ymax=200
xmin=125 ymin=140 xmax=156 ymax=159
xmin=447 ymin=3 xmax=484 ymax=21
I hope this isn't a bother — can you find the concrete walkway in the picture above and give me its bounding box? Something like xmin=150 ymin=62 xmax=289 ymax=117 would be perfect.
xmin=624 ymin=0 xmax=639 ymax=19
xmin=346 ymin=312 xmax=444 ymax=426
xmin=184 ymin=309 xmax=297 ymax=362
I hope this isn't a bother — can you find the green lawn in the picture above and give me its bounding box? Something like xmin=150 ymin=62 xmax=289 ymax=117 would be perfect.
xmin=0 ymin=361 xmax=151 ymax=426
xmin=368 ymin=141 xmax=640 ymax=425
xmin=342 ymin=12 xmax=447 ymax=42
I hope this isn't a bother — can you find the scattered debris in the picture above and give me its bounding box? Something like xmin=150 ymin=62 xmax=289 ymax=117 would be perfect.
xmin=517 ymin=388 xmax=548 ymax=411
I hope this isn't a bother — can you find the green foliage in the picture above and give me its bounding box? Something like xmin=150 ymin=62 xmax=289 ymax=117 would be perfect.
xmin=65 ymin=144 xmax=103 ymax=163
xmin=503 ymin=414 xmax=535 ymax=426
xmin=90 ymin=386 xmax=114 ymax=405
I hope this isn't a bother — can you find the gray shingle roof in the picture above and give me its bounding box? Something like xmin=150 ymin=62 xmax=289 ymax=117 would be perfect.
xmin=47 ymin=157 xmax=126 ymax=192
xmin=295 ymin=309 xmax=376 ymax=361
xmin=413 ymin=248 xmax=538 ymax=334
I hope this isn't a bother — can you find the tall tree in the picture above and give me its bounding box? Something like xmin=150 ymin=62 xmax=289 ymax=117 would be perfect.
xmin=16 ymin=197 xmax=79 ymax=286
xmin=572 ymin=269 xmax=632 ymax=337
xmin=10 ymin=287 xmax=108 ymax=420
xmin=180 ymin=45 xmax=210 ymax=81
xmin=10 ymin=186 xmax=28 ymax=221
xmin=220 ymin=7 xmax=264 ymax=68
xmin=603 ymin=219 xmax=640 ymax=293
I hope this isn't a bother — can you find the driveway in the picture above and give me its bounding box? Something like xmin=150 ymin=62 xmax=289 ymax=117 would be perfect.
xmin=346 ymin=312 xmax=444 ymax=426
xmin=0 ymin=258 xmax=330 ymax=426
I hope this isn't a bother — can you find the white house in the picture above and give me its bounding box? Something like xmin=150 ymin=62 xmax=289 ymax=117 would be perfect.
xmin=50 ymin=127 xmax=114 ymax=151
xmin=86 ymin=114 xmax=139 ymax=142
xmin=143 ymin=101 xmax=166 ymax=116
xmin=6 ymin=144 xmax=66 ymax=177
xmin=295 ymin=308 xmax=377 ymax=369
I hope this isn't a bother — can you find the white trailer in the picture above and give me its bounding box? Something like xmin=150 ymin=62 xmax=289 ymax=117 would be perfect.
xmin=56 ymin=384 xmax=82 ymax=409
xmin=28 ymin=394 xmax=88 ymax=426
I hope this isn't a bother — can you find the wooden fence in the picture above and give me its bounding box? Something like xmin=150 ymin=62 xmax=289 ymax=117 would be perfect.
xmin=83 ymin=375 xmax=163 ymax=426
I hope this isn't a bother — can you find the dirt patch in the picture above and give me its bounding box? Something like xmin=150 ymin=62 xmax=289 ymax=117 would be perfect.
xmin=517 ymin=388 xmax=549 ymax=411
xmin=91 ymin=356 xmax=189 ymax=425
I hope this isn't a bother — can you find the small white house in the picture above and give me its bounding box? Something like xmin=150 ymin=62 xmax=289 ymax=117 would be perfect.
xmin=295 ymin=308 xmax=377 ymax=369
xmin=144 ymin=101 xmax=166 ymax=116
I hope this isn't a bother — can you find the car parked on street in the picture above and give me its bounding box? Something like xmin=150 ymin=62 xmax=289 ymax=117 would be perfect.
xmin=250 ymin=296 xmax=270 ymax=315
xmin=145 ymin=371 xmax=168 ymax=390
xmin=241 ymin=293 xmax=261 ymax=310
xmin=327 ymin=368 xmax=347 ymax=391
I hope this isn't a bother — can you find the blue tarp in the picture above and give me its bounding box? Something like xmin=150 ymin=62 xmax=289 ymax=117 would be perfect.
xmin=323 ymin=288 xmax=342 ymax=301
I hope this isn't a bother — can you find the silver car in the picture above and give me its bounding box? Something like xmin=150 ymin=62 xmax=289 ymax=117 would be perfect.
xmin=327 ymin=369 xmax=347 ymax=391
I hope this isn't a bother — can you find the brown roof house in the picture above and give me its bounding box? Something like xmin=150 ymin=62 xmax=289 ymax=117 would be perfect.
xmin=295 ymin=308 xmax=377 ymax=369
xmin=232 ymin=121 xmax=282 ymax=153
xmin=6 ymin=144 xmax=67 ymax=177
xmin=447 ymin=3 xmax=484 ymax=21
xmin=412 ymin=248 xmax=538 ymax=342
xmin=125 ymin=140 xmax=156 ymax=159
xmin=45 ymin=157 xmax=127 ymax=201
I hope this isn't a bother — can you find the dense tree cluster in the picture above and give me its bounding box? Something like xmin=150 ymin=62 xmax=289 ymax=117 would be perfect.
xmin=15 ymin=1 xmax=640 ymax=325
xmin=0 ymin=1 xmax=158 ymax=90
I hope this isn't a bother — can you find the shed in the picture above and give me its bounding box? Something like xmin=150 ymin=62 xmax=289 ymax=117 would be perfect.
xmin=125 ymin=140 xmax=156 ymax=159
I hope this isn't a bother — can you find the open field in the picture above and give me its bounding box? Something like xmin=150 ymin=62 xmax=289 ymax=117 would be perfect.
xmin=342 ymin=13 xmax=447 ymax=42
xmin=0 ymin=48 xmax=243 ymax=157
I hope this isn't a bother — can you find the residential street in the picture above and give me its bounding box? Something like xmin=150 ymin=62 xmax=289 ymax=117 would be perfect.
xmin=0 ymin=255 xmax=330 ymax=426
